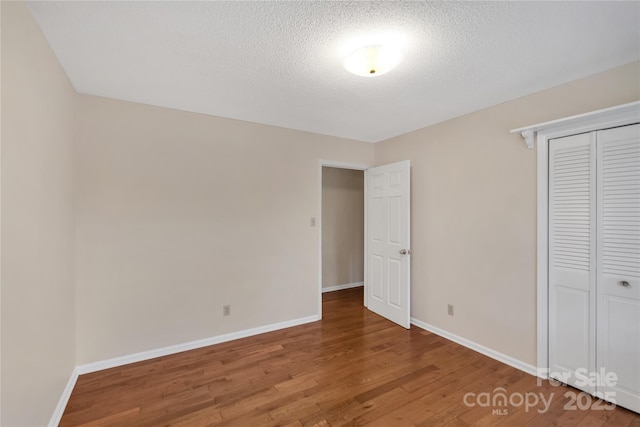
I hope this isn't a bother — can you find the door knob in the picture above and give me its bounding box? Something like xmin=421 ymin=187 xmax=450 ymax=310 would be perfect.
xmin=619 ymin=281 xmax=630 ymax=287
xmin=399 ymin=249 xmax=411 ymax=255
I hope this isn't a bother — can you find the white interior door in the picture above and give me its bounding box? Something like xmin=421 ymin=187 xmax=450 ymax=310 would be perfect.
xmin=365 ymin=160 xmax=410 ymax=328
xmin=548 ymin=132 xmax=597 ymax=394
xmin=596 ymin=124 xmax=640 ymax=413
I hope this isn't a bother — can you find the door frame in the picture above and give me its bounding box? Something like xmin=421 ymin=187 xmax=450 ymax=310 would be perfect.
xmin=318 ymin=160 xmax=371 ymax=318
xmin=511 ymin=101 xmax=640 ymax=378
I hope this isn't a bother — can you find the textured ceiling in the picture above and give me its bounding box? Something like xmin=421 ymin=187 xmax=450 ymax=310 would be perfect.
xmin=27 ymin=1 xmax=640 ymax=143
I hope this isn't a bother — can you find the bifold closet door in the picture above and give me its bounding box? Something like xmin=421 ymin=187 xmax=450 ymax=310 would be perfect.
xmin=548 ymin=132 xmax=597 ymax=395
xmin=596 ymin=124 xmax=640 ymax=413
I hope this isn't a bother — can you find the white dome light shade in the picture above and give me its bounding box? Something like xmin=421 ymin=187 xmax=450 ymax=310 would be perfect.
xmin=343 ymin=45 xmax=402 ymax=77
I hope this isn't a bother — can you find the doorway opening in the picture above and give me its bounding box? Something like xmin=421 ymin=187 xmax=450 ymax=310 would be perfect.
xmin=317 ymin=161 xmax=370 ymax=317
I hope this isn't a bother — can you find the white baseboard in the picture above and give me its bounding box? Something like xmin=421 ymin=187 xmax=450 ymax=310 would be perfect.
xmin=50 ymin=314 xmax=533 ymax=426
xmin=322 ymin=281 xmax=364 ymax=293
xmin=410 ymin=317 xmax=537 ymax=377
xmin=50 ymin=315 xmax=320 ymax=425
xmin=76 ymin=314 xmax=320 ymax=375
xmin=49 ymin=367 xmax=79 ymax=427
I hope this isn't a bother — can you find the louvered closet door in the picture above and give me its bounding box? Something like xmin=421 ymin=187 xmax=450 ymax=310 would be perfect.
xmin=596 ymin=124 xmax=640 ymax=413
xmin=548 ymin=132 xmax=597 ymax=394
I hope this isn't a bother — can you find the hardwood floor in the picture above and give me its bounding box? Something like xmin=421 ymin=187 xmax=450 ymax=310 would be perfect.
xmin=61 ymin=288 xmax=639 ymax=426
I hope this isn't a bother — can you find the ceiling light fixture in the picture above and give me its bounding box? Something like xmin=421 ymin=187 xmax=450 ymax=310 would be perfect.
xmin=343 ymin=44 xmax=402 ymax=77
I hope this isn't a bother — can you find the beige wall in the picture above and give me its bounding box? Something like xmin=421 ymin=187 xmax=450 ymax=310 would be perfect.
xmin=74 ymin=95 xmax=374 ymax=364
xmin=322 ymin=167 xmax=364 ymax=289
xmin=375 ymin=61 xmax=640 ymax=365
xmin=1 ymin=2 xmax=77 ymax=426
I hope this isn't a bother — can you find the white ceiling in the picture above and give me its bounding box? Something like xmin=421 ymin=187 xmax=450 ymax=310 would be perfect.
xmin=27 ymin=1 xmax=640 ymax=143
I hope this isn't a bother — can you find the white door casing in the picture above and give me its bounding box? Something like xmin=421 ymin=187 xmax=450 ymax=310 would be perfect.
xmin=365 ymin=160 xmax=411 ymax=328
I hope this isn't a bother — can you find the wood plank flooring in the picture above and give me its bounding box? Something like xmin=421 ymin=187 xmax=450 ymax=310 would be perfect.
xmin=60 ymin=288 xmax=639 ymax=426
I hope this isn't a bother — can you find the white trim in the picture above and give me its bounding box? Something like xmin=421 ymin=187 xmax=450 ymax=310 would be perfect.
xmin=536 ymin=133 xmax=550 ymax=376
xmin=363 ymin=171 xmax=368 ymax=309
xmin=318 ymin=160 xmax=371 ymax=171
xmin=511 ymin=101 xmax=640 ymax=149
xmin=76 ymin=315 xmax=319 ymax=375
xmin=48 ymin=367 xmax=79 ymax=427
xmin=322 ymin=281 xmax=364 ymax=293
xmin=511 ymin=101 xmax=640 ymax=377
xmin=410 ymin=318 xmax=537 ymax=377
xmin=318 ymin=160 xmax=371 ymax=317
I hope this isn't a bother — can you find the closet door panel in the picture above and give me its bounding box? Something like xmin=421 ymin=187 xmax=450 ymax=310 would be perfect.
xmin=548 ymin=132 xmax=597 ymax=394
xmin=596 ymin=123 xmax=640 ymax=413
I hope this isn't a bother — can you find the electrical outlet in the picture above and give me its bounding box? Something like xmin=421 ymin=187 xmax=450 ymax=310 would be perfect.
xmin=223 ymin=305 xmax=231 ymax=316
xmin=447 ymin=304 xmax=454 ymax=316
